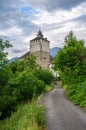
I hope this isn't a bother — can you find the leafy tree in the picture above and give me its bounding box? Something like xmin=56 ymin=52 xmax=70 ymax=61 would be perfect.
xmin=10 ymin=54 xmax=38 ymax=74
xmin=64 ymin=31 xmax=84 ymax=47
xmin=0 ymin=39 xmax=54 ymax=119
xmin=53 ymin=31 xmax=86 ymax=84
xmin=0 ymin=39 xmax=12 ymax=85
xmin=0 ymin=39 xmax=12 ymax=67
xmin=0 ymin=39 xmax=13 ymax=119
xmin=24 ymin=54 xmax=38 ymax=70
xmin=33 ymin=68 xmax=54 ymax=85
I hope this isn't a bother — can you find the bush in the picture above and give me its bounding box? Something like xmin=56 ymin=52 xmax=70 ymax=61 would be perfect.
xmin=53 ymin=31 xmax=86 ymax=85
xmin=0 ymin=70 xmax=46 ymax=119
xmin=0 ymin=95 xmax=17 ymax=119
xmin=8 ymin=71 xmax=46 ymax=102
xmin=34 ymin=68 xmax=54 ymax=85
xmin=66 ymin=81 xmax=86 ymax=107
xmin=0 ymin=55 xmax=54 ymax=119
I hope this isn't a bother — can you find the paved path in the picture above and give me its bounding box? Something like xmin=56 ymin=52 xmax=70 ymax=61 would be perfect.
xmin=45 ymin=86 xmax=86 ymax=130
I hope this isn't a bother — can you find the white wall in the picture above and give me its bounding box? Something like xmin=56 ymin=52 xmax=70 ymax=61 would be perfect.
xmin=41 ymin=40 xmax=50 ymax=52
xmin=30 ymin=39 xmax=50 ymax=53
xmin=30 ymin=41 xmax=40 ymax=52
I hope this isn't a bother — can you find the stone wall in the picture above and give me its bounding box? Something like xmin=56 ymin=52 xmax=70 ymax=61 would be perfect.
xmin=30 ymin=51 xmax=50 ymax=68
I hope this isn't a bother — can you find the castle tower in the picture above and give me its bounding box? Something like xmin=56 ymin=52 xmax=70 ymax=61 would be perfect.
xmin=30 ymin=30 xmax=50 ymax=68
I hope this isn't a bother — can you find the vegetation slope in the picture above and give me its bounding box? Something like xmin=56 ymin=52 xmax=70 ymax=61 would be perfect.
xmin=0 ymin=39 xmax=54 ymax=129
xmin=53 ymin=31 xmax=86 ymax=110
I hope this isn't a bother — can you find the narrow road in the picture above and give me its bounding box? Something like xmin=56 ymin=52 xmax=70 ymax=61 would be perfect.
xmin=45 ymin=86 xmax=86 ymax=130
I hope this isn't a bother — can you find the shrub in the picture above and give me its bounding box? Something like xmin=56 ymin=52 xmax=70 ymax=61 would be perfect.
xmin=8 ymin=71 xmax=46 ymax=101
xmin=66 ymin=81 xmax=86 ymax=107
xmin=0 ymin=70 xmax=46 ymax=119
xmin=0 ymin=93 xmax=17 ymax=119
xmin=34 ymin=68 xmax=54 ymax=85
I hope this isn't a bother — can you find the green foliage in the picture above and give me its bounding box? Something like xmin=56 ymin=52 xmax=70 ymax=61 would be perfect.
xmin=0 ymin=38 xmax=54 ymax=120
xmin=24 ymin=54 xmax=38 ymax=70
xmin=45 ymin=84 xmax=54 ymax=92
xmin=64 ymin=31 xmax=84 ymax=47
xmin=53 ymin=31 xmax=86 ymax=84
xmin=53 ymin=31 xmax=86 ymax=109
xmin=0 ymin=94 xmax=17 ymax=119
xmin=0 ymin=71 xmax=46 ymax=119
xmin=0 ymin=66 xmax=12 ymax=86
xmin=0 ymin=50 xmax=54 ymax=119
xmin=34 ymin=68 xmax=54 ymax=85
xmin=0 ymin=39 xmax=12 ymax=67
xmin=0 ymin=102 xmax=46 ymax=130
xmin=0 ymin=39 xmax=12 ymax=87
xmin=8 ymin=71 xmax=45 ymax=101
xmin=10 ymin=54 xmax=38 ymax=74
xmin=66 ymin=81 xmax=86 ymax=107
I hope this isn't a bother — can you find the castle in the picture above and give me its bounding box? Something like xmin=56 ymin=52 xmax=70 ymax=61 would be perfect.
xmin=20 ymin=30 xmax=51 ymax=69
xmin=30 ymin=30 xmax=50 ymax=68
xmin=20 ymin=30 xmax=58 ymax=76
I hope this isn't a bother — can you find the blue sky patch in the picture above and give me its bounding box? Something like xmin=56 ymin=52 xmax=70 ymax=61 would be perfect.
xmin=21 ymin=6 xmax=38 ymax=17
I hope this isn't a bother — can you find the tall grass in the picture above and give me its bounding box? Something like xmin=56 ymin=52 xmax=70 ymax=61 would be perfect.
xmin=0 ymin=101 xmax=46 ymax=130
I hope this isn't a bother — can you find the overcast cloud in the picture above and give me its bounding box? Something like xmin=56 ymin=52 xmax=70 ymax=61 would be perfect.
xmin=0 ymin=0 xmax=86 ymax=58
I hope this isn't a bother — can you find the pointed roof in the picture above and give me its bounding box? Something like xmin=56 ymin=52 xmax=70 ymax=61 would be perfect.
xmin=30 ymin=30 xmax=49 ymax=42
xmin=37 ymin=30 xmax=43 ymax=38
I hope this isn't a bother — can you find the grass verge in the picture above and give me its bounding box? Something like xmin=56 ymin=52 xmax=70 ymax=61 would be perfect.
xmin=45 ymin=84 xmax=54 ymax=92
xmin=0 ymin=101 xmax=46 ymax=130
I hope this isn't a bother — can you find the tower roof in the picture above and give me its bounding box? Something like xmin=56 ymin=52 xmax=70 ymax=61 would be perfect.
xmin=37 ymin=30 xmax=43 ymax=38
xmin=30 ymin=30 xmax=49 ymax=42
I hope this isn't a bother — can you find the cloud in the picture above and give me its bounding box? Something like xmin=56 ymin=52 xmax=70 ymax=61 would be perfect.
xmin=24 ymin=0 xmax=86 ymax=11
xmin=11 ymin=49 xmax=22 ymax=54
xmin=0 ymin=0 xmax=86 ymax=58
xmin=46 ymin=0 xmax=86 ymax=10
xmin=73 ymin=14 xmax=86 ymax=24
xmin=16 ymin=18 xmax=38 ymax=36
xmin=0 ymin=0 xmax=21 ymax=7
xmin=32 ymin=2 xmax=86 ymax=31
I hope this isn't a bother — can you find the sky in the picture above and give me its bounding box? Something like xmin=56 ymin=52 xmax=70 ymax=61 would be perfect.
xmin=0 ymin=0 xmax=86 ymax=58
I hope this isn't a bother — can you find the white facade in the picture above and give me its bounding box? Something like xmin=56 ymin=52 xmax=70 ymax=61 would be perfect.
xmin=49 ymin=64 xmax=59 ymax=77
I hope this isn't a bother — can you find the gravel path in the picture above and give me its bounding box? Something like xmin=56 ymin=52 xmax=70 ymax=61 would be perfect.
xmin=45 ymin=86 xmax=86 ymax=130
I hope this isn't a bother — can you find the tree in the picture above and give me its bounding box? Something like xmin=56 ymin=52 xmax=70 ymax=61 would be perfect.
xmin=0 ymin=39 xmax=13 ymax=119
xmin=64 ymin=31 xmax=84 ymax=47
xmin=10 ymin=54 xmax=38 ymax=74
xmin=0 ymin=39 xmax=12 ymax=67
xmin=0 ymin=39 xmax=12 ymax=85
xmin=53 ymin=31 xmax=86 ymax=84
xmin=24 ymin=54 xmax=38 ymax=70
